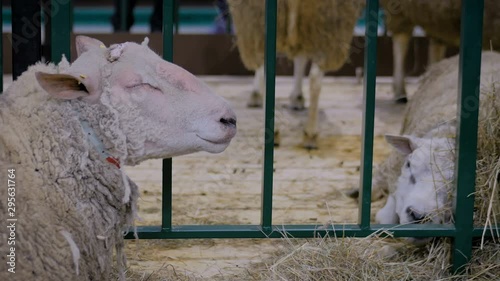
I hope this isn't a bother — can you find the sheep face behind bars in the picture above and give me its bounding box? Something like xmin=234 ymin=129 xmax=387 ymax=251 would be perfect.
xmin=228 ymin=0 xmax=364 ymax=149
xmin=0 ymin=36 xmax=236 ymax=280
xmin=373 ymin=52 xmax=500 ymax=244
xmin=381 ymin=0 xmax=500 ymax=102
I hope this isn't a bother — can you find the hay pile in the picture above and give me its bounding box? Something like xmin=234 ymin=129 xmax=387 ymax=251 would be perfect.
xmin=250 ymin=235 xmax=499 ymax=281
xmin=474 ymin=87 xmax=500 ymax=230
xmin=252 ymin=235 xmax=450 ymax=280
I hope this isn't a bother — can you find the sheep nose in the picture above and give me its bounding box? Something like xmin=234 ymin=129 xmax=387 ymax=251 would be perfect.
xmin=406 ymin=207 xmax=426 ymax=223
xmin=220 ymin=116 xmax=237 ymax=128
xmin=219 ymin=107 xmax=237 ymax=129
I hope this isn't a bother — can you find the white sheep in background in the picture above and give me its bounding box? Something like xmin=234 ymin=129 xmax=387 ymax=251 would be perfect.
xmin=374 ymin=52 xmax=500 ymax=241
xmin=227 ymin=0 xmax=364 ymax=149
xmin=381 ymin=0 xmax=500 ymax=102
xmin=0 ymin=36 xmax=236 ymax=281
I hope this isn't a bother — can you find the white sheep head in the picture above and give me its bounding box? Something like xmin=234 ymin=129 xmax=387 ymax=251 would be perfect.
xmin=35 ymin=36 xmax=237 ymax=165
xmin=376 ymin=135 xmax=456 ymax=231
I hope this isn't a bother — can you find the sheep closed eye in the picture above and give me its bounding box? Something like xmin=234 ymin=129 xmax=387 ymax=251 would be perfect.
xmin=127 ymin=83 xmax=160 ymax=91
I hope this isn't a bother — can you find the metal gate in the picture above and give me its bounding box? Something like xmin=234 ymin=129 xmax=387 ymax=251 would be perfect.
xmin=2 ymin=0 xmax=496 ymax=274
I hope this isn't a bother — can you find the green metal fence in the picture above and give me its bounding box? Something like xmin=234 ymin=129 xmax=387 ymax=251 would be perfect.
xmin=4 ymin=0 xmax=498 ymax=275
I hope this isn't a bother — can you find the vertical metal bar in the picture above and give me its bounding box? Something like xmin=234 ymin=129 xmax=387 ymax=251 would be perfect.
xmin=50 ymin=0 xmax=71 ymax=63
xmin=162 ymin=159 xmax=173 ymax=231
xmin=358 ymin=0 xmax=379 ymax=229
xmin=260 ymin=0 xmax=277 ymax=231
xmin=161 ymin=0 xmax=175 ymax=232
xmin=12 ymin=0 xmax=42 ymax=80
xmin=163 ymin=0 xmax=174 ymax=61
xmin=452 ymin=0 xmax=484 ymax=274
xmin=120 ymin=0 xmax=129 ymax=32
xmin=42 ymin=0 xmax=52 ymax=62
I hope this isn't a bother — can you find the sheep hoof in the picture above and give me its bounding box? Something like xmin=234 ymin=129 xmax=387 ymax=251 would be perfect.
xmin=394 ymin=93 xmax=408 ymax=104
xmin=302 ymin=132 xmax=318 ymax=150
xmin=247 ymin=91 xmax=263 ymax=108
xmin=289 ymin=94 xmax=306 ymax=111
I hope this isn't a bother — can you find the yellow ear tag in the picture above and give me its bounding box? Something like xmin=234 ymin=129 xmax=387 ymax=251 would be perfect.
xmin=100 ymin=44 xmax=106 ymax=49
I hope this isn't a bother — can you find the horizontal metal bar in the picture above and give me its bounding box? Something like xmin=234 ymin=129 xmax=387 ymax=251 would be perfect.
xmin=124 ymin=224 xmax=499 ymax=240
xmin=123 ymin=224 xmax=488 ymax=239
xmin=472 ymin=227 xmax=499 ymax=237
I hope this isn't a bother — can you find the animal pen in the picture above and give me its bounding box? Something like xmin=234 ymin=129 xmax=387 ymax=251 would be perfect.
xmin=1 ymin=0 xmax=497 ymax=276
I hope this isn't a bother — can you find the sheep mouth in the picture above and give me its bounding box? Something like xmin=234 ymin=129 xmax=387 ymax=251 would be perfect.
xmin=197 ymin=135 xmax=231 ymax=145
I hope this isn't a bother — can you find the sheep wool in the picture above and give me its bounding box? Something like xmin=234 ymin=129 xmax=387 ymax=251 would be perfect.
xmin=227 ymin=0 xmax=365 ymax=71
xmin=382 ymin=0 xmax=500 ymax=48
xmin=0 ymin=61 xmax=138 ymax=281
xmin=373 ymin=51 xmax=500 ymax=200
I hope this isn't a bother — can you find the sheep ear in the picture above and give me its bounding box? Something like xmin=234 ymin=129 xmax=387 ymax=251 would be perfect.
xmin=76 ymin=36 xmax=105 ymax=57
xmin=35 ymin=72 xmax=90 ymax=100
xmin=385 ymin=135 xmax=419 ymax=155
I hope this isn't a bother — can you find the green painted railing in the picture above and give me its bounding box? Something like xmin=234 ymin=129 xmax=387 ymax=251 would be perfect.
xmin=452 ymin=0 xmax=484 ymax=272
xmin=261 ymin=0 xmax=277 ymax=234
xmin=49 ymin=0 xmax=72 ymax=64
xmin=162 ymin=0 xmax=175 ymax=232
xmin=5 ymin=0 xmax=497 ymax=275
xmin=358 ymin=0 xmax=378 ymax=230
xmin=125 ymin=0 xmax=493 ymax=274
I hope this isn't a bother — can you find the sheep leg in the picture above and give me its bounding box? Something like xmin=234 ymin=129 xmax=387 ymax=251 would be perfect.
xmin=428 ymin=38 xmax=447 ymax=66
xmin=289 ymin=56 xmax=307 ymax=111
xmin=392 ymin=32 xmax=411 ymax=103
xmin=247 ymin=65 xmax=264 ymax=108
xmin=302 ymin=63 xmax=323 ymax=149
